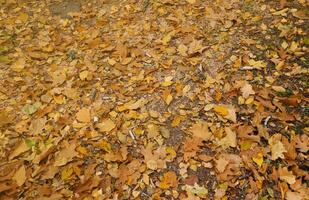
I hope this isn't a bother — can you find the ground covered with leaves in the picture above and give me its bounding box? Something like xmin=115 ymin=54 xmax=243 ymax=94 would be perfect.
xmin=0 ymin=0 xmax=308 ymax=199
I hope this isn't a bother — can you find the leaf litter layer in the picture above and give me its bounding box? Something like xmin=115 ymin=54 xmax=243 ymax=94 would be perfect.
xmin=0 ymin=0 xmax=308 ymax=199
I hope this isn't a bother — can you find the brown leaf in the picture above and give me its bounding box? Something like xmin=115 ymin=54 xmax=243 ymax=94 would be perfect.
xmin=54 ymin=140 xmax=78 ymax=166
xmin=9 ymin=140 xmax=30 ymax=160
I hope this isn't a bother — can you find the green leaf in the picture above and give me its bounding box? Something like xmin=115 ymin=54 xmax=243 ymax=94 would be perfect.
xmin=267 ymin=188 xmax=274 ymax=198
xmin=304 ymin=37 xmax=309 ymax=45
xmin=25 ymin=139 xmax=36 ymax=148
xmin=22 ymin=104 xmax=38 ymax=115
xmin=0 ymin=55 xmax=10 ymax=63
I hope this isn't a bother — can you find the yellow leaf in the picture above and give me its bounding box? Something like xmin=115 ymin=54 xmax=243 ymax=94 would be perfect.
xmin=79 ymin=70 xmax=89 ymax=80
xmin=252 ymin=152 xmax=263 ymax=167
xmin=272 ymin=86 xmax=286 ymax=93
xmin=108 ymin=58 xmax=117 ymax=66
xmin=269 ymin=134 xmax=287 ymax=160
xmin=213 ymin=105 xmax=228 ymax=116
xmin=76 ymin=146 xmax=88 ymax=155
xmin=162 ymin=34 xmax=171 ymax=46
xmin=61 ymin=167 xmax=73 ymax=180
xmin=97 ymin=140 xmax=112 ymax=152
xmin=53 ymin=95 xmax=66 ymax=104
xmin=134 ymin=127 xmax=144 ymax=135
xmin=11 ymin=58 xmax=25 ymax=72
xmin=97 ymin=119 xmax=116 ymax=132
xmin=163 ymin=89 xmax=173 ymax=105
xmin=171 ymin=115 xmax=185 ymax=127
xmin=213 ymin=105 xmax=237 ymax=122
xmin=76 ymin=108 xmax=91 ymax=123
xmin=166 ymin=147 xmax=176 ymax=160
xmin=17 ymin=13 xmax=29 ymax=22
xmin=9 ymin=140 xmax=30 ymax=160
xmin=161 ymin=76 xmax=174 ymax=87
xmin=178 ymin=44 xmax=188 ymax=56
xmin=240 ymin=140 xmax=252 ymax=151
xmin=219 ymin=127 xmax=237 ymax=149
xmin=186 ymin=0 xmax=196 ymax=4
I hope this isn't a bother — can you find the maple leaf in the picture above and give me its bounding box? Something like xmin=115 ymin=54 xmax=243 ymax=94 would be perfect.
xmin=278 ymin=167 xmax=296 ymax=185
xmin=241 ymin=82 xmax=255 ymax=99
xmin=188 ymin=39 xmax=204 ymax=55
xmin=269 ymin=134 xmax=287 ymax=160
xmin=219 ymin=127 xmax=237 ymax=149
xmin=178 ymin=44 xmax=188 ymax=56
xmin=189 ymin=121 xmax=212 ymax=141
xmin=213 ymin=105 xmax=237 ymax=122
xmin=158 ymin=171 xmax=178 ymax=189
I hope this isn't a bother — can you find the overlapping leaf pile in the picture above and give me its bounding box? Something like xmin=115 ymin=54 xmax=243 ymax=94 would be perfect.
xmin=0 ymin=0 xmax=308 ymax=199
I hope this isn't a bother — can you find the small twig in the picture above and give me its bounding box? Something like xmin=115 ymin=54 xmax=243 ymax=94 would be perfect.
xmin=264 ymin=116 xmax=271 ymax=126
xmin=129 ymin=129 xmax=136 ymax=141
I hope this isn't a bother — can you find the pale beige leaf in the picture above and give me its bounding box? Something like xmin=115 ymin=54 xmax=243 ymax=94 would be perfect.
xmin=190 ymin=121 xmax=212 ymax=141
xmin=12 ymin=165 xmax=26 ymax=186
xmin=219 ymin=127 xmax=237 ymax=149
xmin=241 ymin=82 xmax=255 ymax=98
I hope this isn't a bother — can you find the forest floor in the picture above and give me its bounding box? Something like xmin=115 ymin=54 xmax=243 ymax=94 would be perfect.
xmin=0 ymin=0 xmax=308 ymax=199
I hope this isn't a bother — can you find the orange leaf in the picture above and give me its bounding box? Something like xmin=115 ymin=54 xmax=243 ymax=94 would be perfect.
xmin=76 ymin=108 xmax=91 ymax=123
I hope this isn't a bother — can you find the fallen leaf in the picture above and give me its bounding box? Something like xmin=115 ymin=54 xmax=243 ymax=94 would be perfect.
xmin=219 ymin=127 xmax=237 ymax=149
xmin=22 ymin=104 xmax=38 ymax=115
xmin=9 ymin=140 xmax=30 ymax=160
xmin=61 ymin=167 xmax=73 ymax=180
xmin=54 ymin=141 xmax=78 ymax=166
xmin=186 ymin=0 xmax=196 ymax=4
xmin=215 ymin=157 xmax=229 ymax=173
xmin=190 ymin=121 xmax=212 ymax=141
xmin=278 ymin=167 xmax=296 ymax=185
xmin=163 ymin=89 xmax=173 ymax=105
xmin=213 ymin=105 xmax=237 ymax=122
xmin=158 ymin=171 xmax=178 ymax=189
xmin=241 ymin=82 xmax=255 ymax=98
xmin=185 ymin=183 xmax=208 ymax=198
xmin=272 ymin=86 xmax=286 ymax=93
xmin=252 ymin=152 xmax=264 ymax=167
xmin=269 ymin=134 xmax=287 ymax=160
xmin=97 ymin=119 xmax=116 ymax=132
xmin=12 ymin=164 xmax=26 ymax=186
xmin=76 ymin=108 xmax=91 ymax=123
xmin=178 ymin=44 xmax=188 ymax=56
